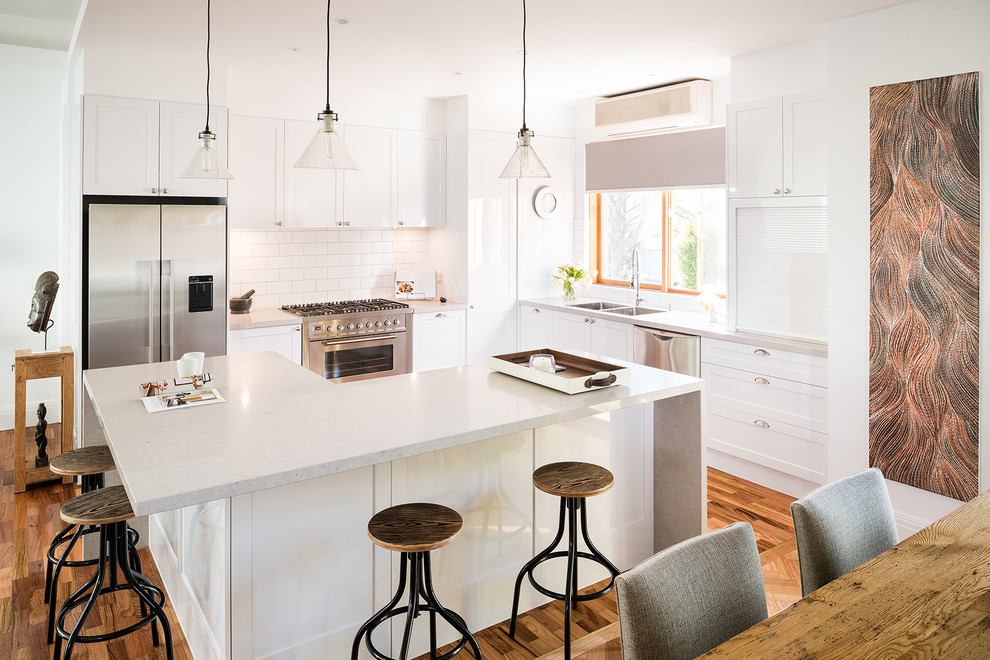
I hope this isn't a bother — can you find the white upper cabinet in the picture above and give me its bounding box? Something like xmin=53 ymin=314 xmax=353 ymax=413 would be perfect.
xmin=340 ymin=125 xmax=397 ymax=228
xmin=227 ymin=116 xmax=284 ymax=229
xmin=284 ymin=119 xmax=342 ymax=228
xmin=397 ymin=130 xmax=446 ymax=227
xmin=83 ymin=96 xmax=158 ymax=195
xmin=83 ymin=95 xmax=228 ymax=197
xmin=727 ymin=91 xmax=826 ymax=199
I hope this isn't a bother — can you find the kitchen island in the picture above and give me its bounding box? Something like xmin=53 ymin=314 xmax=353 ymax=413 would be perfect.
xmin=83 ymin=351 xmax=705 ymax=659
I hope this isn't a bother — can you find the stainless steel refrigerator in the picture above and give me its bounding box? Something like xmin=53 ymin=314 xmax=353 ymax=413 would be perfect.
xmin=84 ymin=199 xmax=227 ymax=369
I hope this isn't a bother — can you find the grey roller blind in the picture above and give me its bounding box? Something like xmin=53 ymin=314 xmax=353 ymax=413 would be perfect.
xmin=585 ymin=127 xmax=726 ymax=192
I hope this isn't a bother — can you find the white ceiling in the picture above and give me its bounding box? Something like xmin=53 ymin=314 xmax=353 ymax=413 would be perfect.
xmin=20 ymin=0 xmax=915 ymax=105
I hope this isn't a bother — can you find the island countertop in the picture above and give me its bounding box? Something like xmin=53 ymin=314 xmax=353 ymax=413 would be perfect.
xmin=84 ymin=351 xmax=703 ymax=516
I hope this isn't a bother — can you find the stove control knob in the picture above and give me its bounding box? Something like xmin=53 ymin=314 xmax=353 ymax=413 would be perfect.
xmin=346 ymin=323 xmax=355 ymax=330
xmin=393 ymin=318 xmax=400 ymax=326
xmin=383 ymin=320 xmax=391 ymax=326
xmin=356 ymin=322 xmax=364 ymax=329
xmin=336 ymin=324 xmax=344 ymax=331
xmin=375 ymin=321 xmax=383 ymax=328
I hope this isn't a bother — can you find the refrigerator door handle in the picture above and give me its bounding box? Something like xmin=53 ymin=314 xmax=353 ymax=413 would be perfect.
xmin=148 ymin=259 xmax=161 ymax=363
xmin=162 ymin=259 xmax=173 ymax=361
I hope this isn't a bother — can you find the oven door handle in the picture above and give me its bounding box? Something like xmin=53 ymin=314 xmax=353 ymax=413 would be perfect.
xmin=321 ymin=334 xmax=399 ymax=346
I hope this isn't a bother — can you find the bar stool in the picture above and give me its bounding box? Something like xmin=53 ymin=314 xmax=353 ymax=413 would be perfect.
xmin=351 ymin=503 xmax=483 ymax=660
xmin=46 ymin=446 xmax=141 ymax=645
xmin=53 ymin=485 xmax=174 ymax=660
xmin=508 ymin=461 xmax=620 ymax=659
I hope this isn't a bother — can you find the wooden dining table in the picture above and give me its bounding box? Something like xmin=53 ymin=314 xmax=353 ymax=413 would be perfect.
xmin=701 ymin=488 xmax=990 ymax=658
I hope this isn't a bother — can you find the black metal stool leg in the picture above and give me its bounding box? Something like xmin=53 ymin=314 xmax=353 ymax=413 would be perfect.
xmin=351 ymin=550 xmax=409 ymax=660
xmin=116 ymin=522 xmax=173 ymax=656
xmin=399 ymin=553 xmax=421 ymax=660
xmin=421 ymin=552 xmax=482 ymax=659
xmin=509 ymin=497 xmax=567 ymax=637
xmin=60 ymin=523 xmax=109 ymax=659
xmin=47 ymin=523 xmax=86 ymax=644
xmin=579 ymin=499 xmax=620 ymax=578
xmin=563 ymin=498 xmax=578 ymax=659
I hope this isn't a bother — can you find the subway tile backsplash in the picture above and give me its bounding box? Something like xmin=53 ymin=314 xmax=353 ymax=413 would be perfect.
xmin=229 ymin=229 xmax=431 ymax=308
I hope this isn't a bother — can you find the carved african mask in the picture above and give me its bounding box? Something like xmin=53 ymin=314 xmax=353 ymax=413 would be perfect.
xmin=27 ymin=271 xmax=59 ymax=333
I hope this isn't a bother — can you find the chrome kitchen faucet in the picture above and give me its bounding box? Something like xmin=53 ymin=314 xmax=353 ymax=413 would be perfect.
xmin=631 ymin=249 xmax=644 ymax=307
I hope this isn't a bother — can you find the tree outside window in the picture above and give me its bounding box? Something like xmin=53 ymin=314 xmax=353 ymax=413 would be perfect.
xmin=593 ymin=188 xmax=726 ymax=295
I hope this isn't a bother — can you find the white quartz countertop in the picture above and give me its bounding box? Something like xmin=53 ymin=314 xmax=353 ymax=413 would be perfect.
xmin=84 ymin=351 xmax=701 ymax=516
xmin=520 ymin=297 xmax=828 ymax=357
xmin=229 ymin=301 xmax=468 ymax=330
xmin=228 ymin=307 xmax=301 ymax=329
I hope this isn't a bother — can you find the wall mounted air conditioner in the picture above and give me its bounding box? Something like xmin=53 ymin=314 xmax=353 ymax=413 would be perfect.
xmin=595 ymin=80 xmax=712 ymax=136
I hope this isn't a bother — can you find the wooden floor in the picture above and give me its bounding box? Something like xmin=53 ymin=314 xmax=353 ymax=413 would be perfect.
xmin=3 ymin=424 xmax=801 ymax=659
xmin=416 ymin=468 xmax=801 ymax=660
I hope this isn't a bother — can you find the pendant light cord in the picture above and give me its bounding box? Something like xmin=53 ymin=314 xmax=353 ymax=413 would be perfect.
xmin=204 ymin=0 xmax=212 ymax=133
xmin=325 ymin=0 xmax=332 ymax=113
xmin=521 ymin=0 xmax=528 ymax=131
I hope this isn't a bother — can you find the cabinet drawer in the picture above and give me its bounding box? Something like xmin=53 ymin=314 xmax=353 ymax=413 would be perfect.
xmin=707 ymin=404 xmax=827 ymax=484
xmin=701 ymin=337 xmax=826 ymax=386
xmin=702 ymin=363 xmax=826 ymax=433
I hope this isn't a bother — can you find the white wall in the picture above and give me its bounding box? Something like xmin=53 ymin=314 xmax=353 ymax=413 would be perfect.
xmin=729 ymin=38 xmax=827 ymax=103
xmin=827 ymin=0 xmax=990 ymax=534
xmin=226 ymin=66 xmax=446 ymax=132
xmin=0 ymin=44 xmax=69 ymax=429
xmin=82 ymin=48 xmax=219 ymax=104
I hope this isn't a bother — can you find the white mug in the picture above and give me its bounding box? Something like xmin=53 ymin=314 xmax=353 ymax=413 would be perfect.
xmin=177 ymin=357 xmax=197 ymax=378
xmin=530 ymin=354 xmax=556 ymax=373
xmin=182 ymin=351 xmax=205 ymax=375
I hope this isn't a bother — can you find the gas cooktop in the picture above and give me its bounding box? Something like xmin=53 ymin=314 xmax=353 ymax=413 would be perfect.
xmin=281 ymin=298 xmax=410 ymax=317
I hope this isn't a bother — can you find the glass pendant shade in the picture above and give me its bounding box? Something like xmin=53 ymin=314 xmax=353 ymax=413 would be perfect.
xmin=181 ymin=130 xmax=233 ymax=179
xmin=294 ymin=111 xmax=357 ymax=169
xmin=499 ymin=128 xmax=550 ymax=178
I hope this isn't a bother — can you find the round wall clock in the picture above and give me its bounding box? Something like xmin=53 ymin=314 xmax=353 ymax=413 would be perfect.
xmin=533 ymin=186 xmax=560 ymax=219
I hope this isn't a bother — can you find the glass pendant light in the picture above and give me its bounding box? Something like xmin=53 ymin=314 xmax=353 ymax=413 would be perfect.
xmin=500 ymin=0 xmax=550 ymax=179
xmin=294 ymin=0 xmax=356 ymax=169
xmin=181 ymin=0 xmax=233 ymax=180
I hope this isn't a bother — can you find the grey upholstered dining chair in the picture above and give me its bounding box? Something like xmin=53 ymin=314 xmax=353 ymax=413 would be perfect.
xmin=614 ymin=522 xmax=768 ymax=660
xmin=790 ymin=467 xmax=898 ymax=597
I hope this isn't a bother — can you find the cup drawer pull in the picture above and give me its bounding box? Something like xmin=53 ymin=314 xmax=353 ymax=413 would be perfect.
xmin=753 ymin=419 xmax=771 ymax=429
xmin=754 ymin=349 xmax=770 ymax=357
xmin=754 ymin=377 xmax=770 ymax=385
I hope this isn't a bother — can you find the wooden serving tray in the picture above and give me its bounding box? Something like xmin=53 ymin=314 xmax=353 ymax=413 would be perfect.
xmin=488 ymin=348 xmax=630 ymax=395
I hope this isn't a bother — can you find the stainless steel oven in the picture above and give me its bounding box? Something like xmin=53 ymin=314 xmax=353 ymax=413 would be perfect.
xmin=285 ymin=299 xmax=412 ymax=383
xmin=307 ymin=331 xmax=407 ymax=383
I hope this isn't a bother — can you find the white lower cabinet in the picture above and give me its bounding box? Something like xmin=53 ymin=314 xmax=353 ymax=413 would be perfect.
xmin=552 ymin=311 xmax=633 ymax=361
xmin=150 ymin=500 xmax=230 ymax=660
xmin=228 ymin=324 xmax=302 ymax=365
xmin=412 ymin=310 xmax=466 ymax=372
xmin=153 ymin=407 xmax=655 ymax=659
xmin=519 ymin=304 xmax=554 ymax=350
xmin=702 ymin=336 xmax=828 ymax=497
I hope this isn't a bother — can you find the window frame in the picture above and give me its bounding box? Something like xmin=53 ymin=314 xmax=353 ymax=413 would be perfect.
xmin=590 ymin=190 xmax=725 ymax=296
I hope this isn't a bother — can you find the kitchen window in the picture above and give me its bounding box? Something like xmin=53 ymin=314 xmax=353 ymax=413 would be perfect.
xmin=591 ymin=188 xmax=727 ymax=295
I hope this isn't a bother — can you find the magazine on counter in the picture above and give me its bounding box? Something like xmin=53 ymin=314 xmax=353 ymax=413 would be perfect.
xmin=141 ymin=387 xmax=225 ymax=413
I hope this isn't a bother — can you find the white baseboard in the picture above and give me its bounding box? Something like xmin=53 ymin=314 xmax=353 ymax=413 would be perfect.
xmin=0 ymin=399 xmax=63 ymax=431
xmin=893 ymin=510 xmax=931 ymax=541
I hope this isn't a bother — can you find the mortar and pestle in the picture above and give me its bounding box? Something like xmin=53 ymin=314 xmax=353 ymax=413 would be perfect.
xmin=229 ymin=289 xmax=255 ymax=314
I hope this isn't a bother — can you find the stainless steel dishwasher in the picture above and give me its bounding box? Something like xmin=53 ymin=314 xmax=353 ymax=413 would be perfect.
xmin=633 ymin=326 xmax=700 ymax=377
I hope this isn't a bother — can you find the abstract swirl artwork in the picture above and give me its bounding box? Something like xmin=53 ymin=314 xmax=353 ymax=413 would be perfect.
xmin=869 ymin=71 xmax=980 ymax=501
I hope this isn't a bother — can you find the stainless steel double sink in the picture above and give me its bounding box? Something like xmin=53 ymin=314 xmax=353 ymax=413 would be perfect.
xmin=565 ymin=301 xmax=668 ymax=316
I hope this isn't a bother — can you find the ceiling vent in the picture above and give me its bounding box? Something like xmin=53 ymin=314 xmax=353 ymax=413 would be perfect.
xmin=595 ymin=80 xmax=712 ymax=136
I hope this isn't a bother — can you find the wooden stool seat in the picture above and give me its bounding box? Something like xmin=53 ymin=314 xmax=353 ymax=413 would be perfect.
xmin=60 ymin=485 xmax=134 ymax=526
xmin=533 ymin=461 xmax=614 ymax=498
xmin=49 ymin=445 xmax=116 ymax=476
xmin=368 ymin=503 xmax=463 ymax=553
